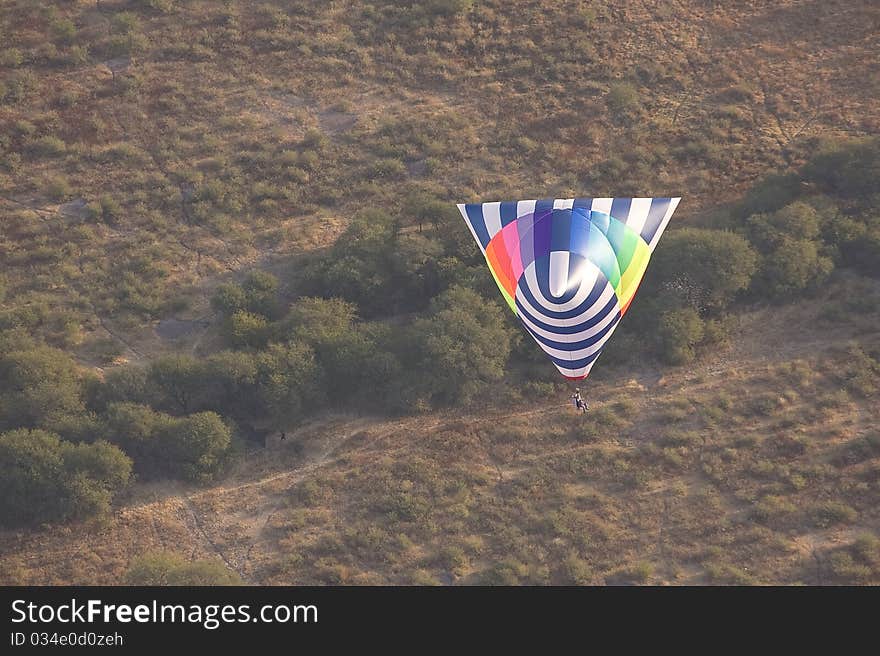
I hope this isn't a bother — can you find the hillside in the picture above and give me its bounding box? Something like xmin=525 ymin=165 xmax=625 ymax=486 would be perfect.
xmin=2 ymin=275 xmax=879 ymax=585
xmin=1 ymin=1 xmax=879 ymax=586
xmin=1 ymin=0 xmax=878 ymax=358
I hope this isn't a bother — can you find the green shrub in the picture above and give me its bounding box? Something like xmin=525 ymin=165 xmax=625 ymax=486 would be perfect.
xmin=254 ymin=341 xmax=325 ymax=430
xmin=705 ymin=562 xmax=755 ymax=585
xmin=648 ymin=228 xmax=758 ymax=312
xmin=147 ymin=355 xmax=208 ymax=414
xmin=828 ymin=551 xmax=871 ymax=583
xmin=125 ymin=551 xmax=242 ymax=585
xmin=102 ymin=402 xmax=231 ymax=482
xmin=811 ymin=501 xmax=857 ymax=528
xmin=803 ymin=137 xmax=879 ymax=200
xmin=478 ymin=559 xmax=529 ymax=585
xmin=751 ymin=494 xmax=795 ymax=526
xmin=606 ymin=82 xmax=640 ymax=117
xmin=755 ymin=238 xmax=833 ymax=298
xmin=559 ymin=552 xmax=593 ymax=584
xmin=656 ymin=307 xmax=704 ymax=364
xmin=86 ymin=195 xmax=122 ymax=225
xmin=227 ymin=310 xmax=270 ymax=348
xmin=50 ymin=18 xmax=76 ymax=46
xmin=606 ymin=561 xmax=653 ymax=585
xmin=0 ymin=346 xmax=87 ymax=432
xmin=211 ymin=282 xmax=247 ymax=317
xmin=30 ymin=135 xmax=67 ymax=157
xmin=45 ymin=176 xmax=72 ymax=201
xmin=0 ymin=429 xmax=131 ymax=526
xmin=411 ymin=286 xmax=513 ymax=405
xmin=371 ymin=157 xmax=407 ymax=179
xmin=159 ymin=412 xmax=232 ymax=482
xmin=0 ymin=48 xmax=23 ymax=68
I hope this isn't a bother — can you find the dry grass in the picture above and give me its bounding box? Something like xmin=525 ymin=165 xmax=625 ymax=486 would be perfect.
xmin=1 ymin=0 xmax=878 ymax=365
xmin=1 ymin=285 xmax=877 ymax=585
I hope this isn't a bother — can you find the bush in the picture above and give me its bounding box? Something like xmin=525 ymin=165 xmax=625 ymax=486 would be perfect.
xmin=478 ymin=559 xmax=529 ymax=585
xmin=202 ymin=351 xmax=259 ymax=420
xmin=752 ymin=495 xmax=796 ymax=526
xmin=50 ymin=18 xmax=76 ymax=46
xmin=747 ymin=202 xmax=833 ymax=298
xmin=746 ymin=201 xmax=823 ymax=251
xmin=759 ymin=237 xmax=833 ymax=297
xmin=0 ymin=48 xmax=23 ymax=68
xmin=226 ymin=310 xmax=270 ymax=348
xmin=160 ymin=412 xmax=232 ymax=482
xmin=301 ymin=210 xmax=452 ymax=317
xmin=147 ymin=355 xmax=208 ymax=414
xmin=0 ymin=429 xmax=131 ymax=526
xmin=410 ymin=286 xmax=513 ymax=405
xmin=211 ymin=282 xmax=247 ymax=317
xmin=648 ymin=228 xmax=758 ymax=312
xmin=559 ymin=553 xmax=593 ymax=584
xmin=86 ymin=195 xmax=122 ymax=225
xmin=103 ymin=403 xmax=231 ymax=481
xmin=803 ymin=137 xmax=879 ymax=201
xmin=655 ymin=308 xmax=704 ymax=364
xmin=241 ymin=270 xmax=280 ymax=318
xmin=254 ymin=341 xmax=325 ymax=430
xmin=30 ymin=135 xmax=67 ymax=157
xmin=45 ymin=176 xmax=72 ymax=201
xmin=102 ymin=402 xmax=171 ymax=475
xmin=828 ymin=551 xmax=871 ymax=583
xmin=811 ymin=501 xmax=857 ymax=528
xmin=606 ymin=82 xmax=640 ymax=117
xmin=125 ymin=551 xmax=242 ymax=585
xmin=0 ymin=346 xmax=87 ymax=432
xmin=606 ymin=561 xmax=653 ymax=585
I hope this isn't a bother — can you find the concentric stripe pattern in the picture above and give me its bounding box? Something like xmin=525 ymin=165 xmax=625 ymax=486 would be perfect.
xmin=457 ymin=197 xmax=681 ymax=380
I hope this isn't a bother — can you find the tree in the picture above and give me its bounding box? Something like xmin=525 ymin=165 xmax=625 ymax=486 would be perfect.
xmin=411 ymin=286 xmax=513 ymax=405
xmin=286 ymin=296 xmax=358 ymax=344
xmin=203 ymin=351 xmax=259 ymax=420
xmin=61 ymin=440 xmax=133 ymax=519
xmin=301 ymin=210 xmax=401 ymax=316
xmin=757 ymin=238 xmax=833 ymax=298
xmin=86 ymin=364 xmax=152 ymax=412
xmin=211 ymin=271 xmax=280 ymax=320
xmin=0 ymin=346 xmax=86 ymax=432
xmin=241 ymin=270 xmax=279 ymax=318
xmin=803 ymin=137 xmax=880 ymax=201
xmin=747 ymin=202 xmax=833 ymax=297
xmin=147 ymin=355 xmax=207 ymax=414
xmin=102 ymin=403 xmax=232 ymax=481
xmin=102 ymin=402 xmax=171 ymax=476
xmin=648 ymin=228 xmax=758 ymax=312
xmin=0 ymin=429 xmax=66 ymax=526
xmin=211 ymin=282 xmax=247 ymax=317
xmin=746 ymin=201 xmax=823 ymax=252
xmin=158 ymin=412 xmax=232 ymax=482
xmin=226 ymin=310 xmax=270 ymax=348
xmin=255 ymin=342 xmax=324 ymax=430
xmin=0 ymin=429 xmax=131 ymax=527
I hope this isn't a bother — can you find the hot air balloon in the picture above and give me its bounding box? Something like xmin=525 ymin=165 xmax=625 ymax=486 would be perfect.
xmin=457 ymin=197 xmax=681 ymax=380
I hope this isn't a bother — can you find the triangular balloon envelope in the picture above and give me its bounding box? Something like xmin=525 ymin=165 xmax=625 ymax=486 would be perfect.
xmin=456 ymin=197 xmax=681 ymax=380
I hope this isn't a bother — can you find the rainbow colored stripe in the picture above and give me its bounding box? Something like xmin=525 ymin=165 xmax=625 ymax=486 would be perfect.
xmin=457 ymin=198 xmax=681 ymax=380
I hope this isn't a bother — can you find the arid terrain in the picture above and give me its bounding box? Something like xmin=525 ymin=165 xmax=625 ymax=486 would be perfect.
xmin=3 ymin=274 xmax=879 ymax=584
xmin=1 ymin=1 xmax=878 ymax=585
